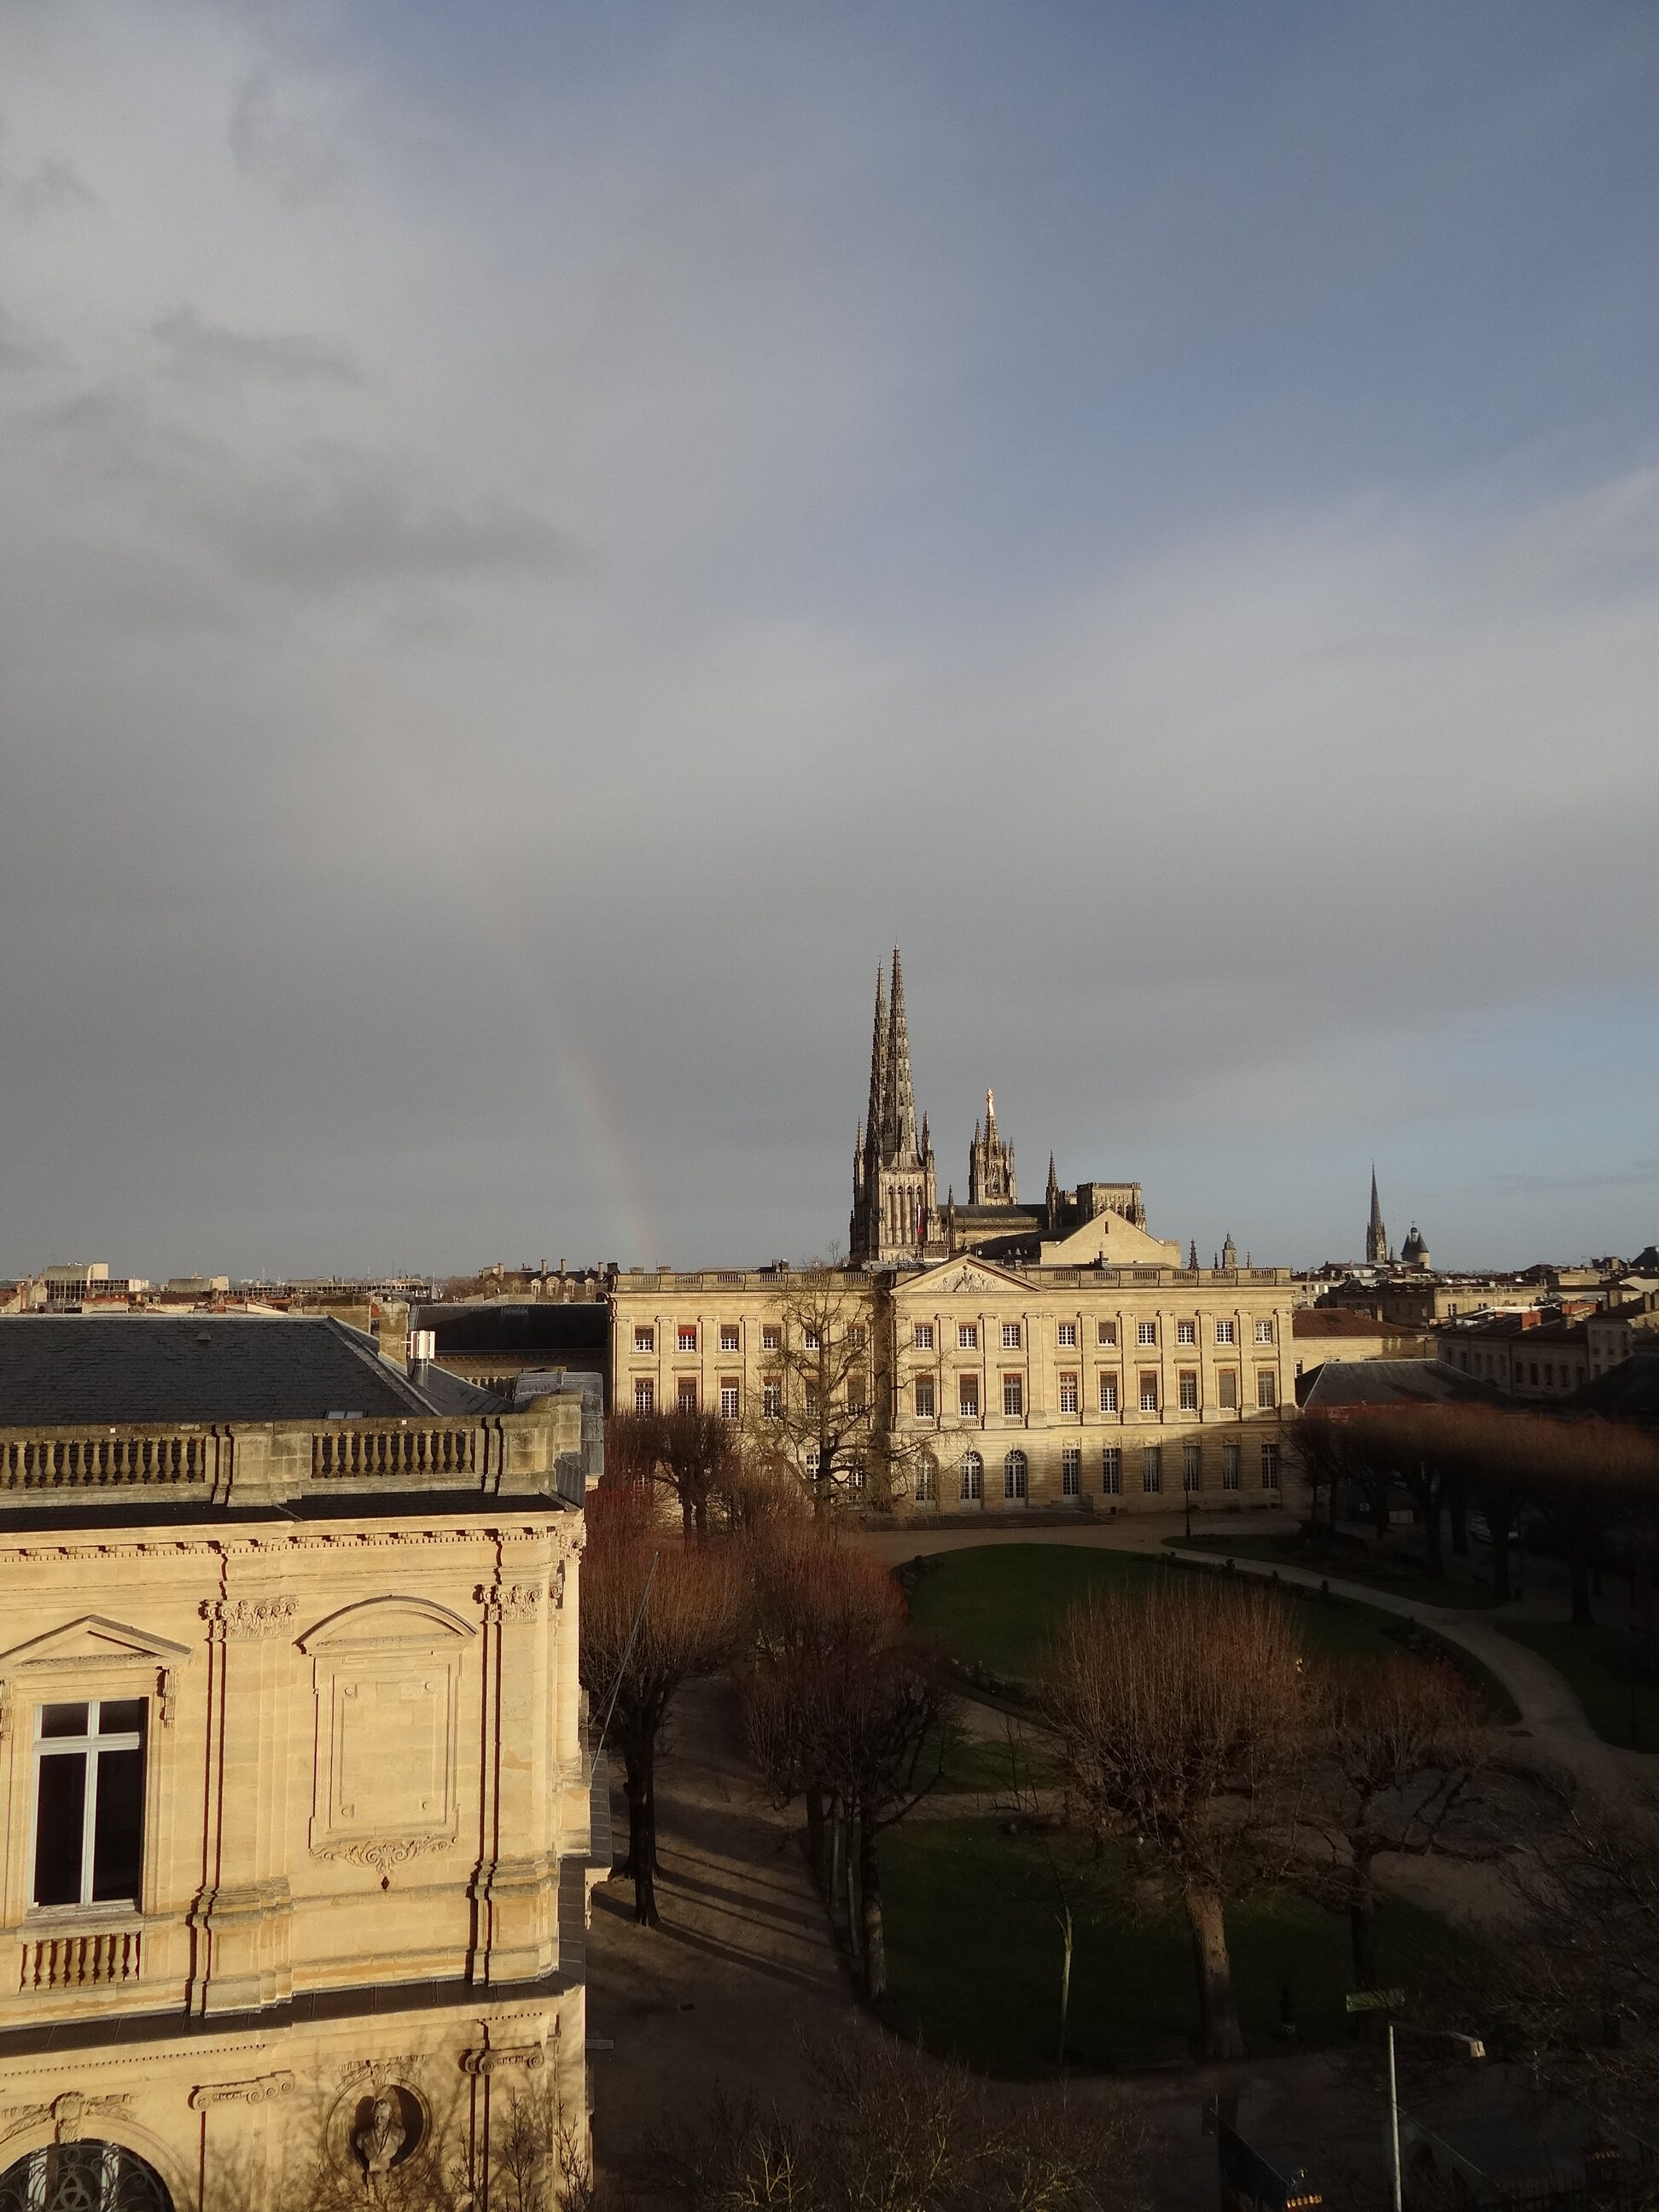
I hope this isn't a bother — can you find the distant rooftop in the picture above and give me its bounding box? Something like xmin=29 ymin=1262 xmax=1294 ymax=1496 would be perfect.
xmin=0 ymin=1316 xmax=486 ymax=1424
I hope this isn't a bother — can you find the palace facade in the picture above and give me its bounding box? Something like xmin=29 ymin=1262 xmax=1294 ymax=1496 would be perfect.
xmin=0 ymin=1317 xmax=598 ymax=2210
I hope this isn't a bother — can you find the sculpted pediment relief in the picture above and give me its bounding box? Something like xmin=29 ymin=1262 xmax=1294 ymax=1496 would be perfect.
xmin=0 ymin=1615 xmax=193 ymax=1675
xmin=902 ymin=1258 xmax=1023 ymax=1300
xmin=299 ymin=1597 xmax=475 ymax=1654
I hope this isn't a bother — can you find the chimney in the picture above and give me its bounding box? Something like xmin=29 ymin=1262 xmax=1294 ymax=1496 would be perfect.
xmin=374 ymin=1300 xmax=412 ymax=1372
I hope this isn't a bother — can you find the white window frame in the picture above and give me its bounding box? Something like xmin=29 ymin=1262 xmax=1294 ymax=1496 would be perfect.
xmin=1176 ymin=1319 xmax=1196 ymax=1347
xmin=30 ymin=1698 xmax=146 ymax=1912
xmin=958 ymin=1323 xmax=978 ymax=1351
xmin=1138 ymin=1320 xmax=1157 ymax=1348
xmin=1057 ymin=1321 xmax=1077 ymax=1349
xmin=1254 ymin=1318 xmax=1275 ymax=1344
xmin=719 ymin=1324 xmax=741 ymax=1353
xmin=1102 ymin=1446 xmax=1122 ymax=1496
xmin=633 ymin=1326 xmax=655 ymax=1355
xmin=1001 ymin=1322 xmax=1022 ymax=1350
xmin=1061 ymin=1447 xmax=1080 ymax=1498
xmin=913 ymin=1323 xmax=934 ymax=1352
xmin=633 ymin=1378 xmax=655 ymax=1416
xmin=959 ymin=1450 xmax=983 ymax=1502
xmin=677 ymin=1324 xmax=698 ymax=1353
xmin=1057 ymin=1373 xmax=1079 ymax=1416
xmin=719 ymin=1381 xmax=741 ymax=1422
xmin=1215 ymin=1318 xmax=1237 ymax=1346
xmin=1098 ymin=1374 xmax=1119 ymax=1413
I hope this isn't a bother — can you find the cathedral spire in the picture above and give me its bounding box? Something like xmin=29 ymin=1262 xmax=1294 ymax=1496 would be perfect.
xmin=885 ymin=946 xmax=917 ymax=1157
xmin=865 ymin=966 xmax=888 ymax=1160
xmin=1366 ymin=1166 xmax=1388 ymax=1266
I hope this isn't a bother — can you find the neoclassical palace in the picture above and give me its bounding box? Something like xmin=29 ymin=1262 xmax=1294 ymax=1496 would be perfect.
xmin=616 ymin=951 xmax=1296 ymax=1516
xmin=0 ymin=1318 xmax=598 ymax=2209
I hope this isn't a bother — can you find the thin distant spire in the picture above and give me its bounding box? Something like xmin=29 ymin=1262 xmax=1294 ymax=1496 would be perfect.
xmin=885 ymin=946 xmax=917 ymax=1158
xmin=865 ymin=965 xmax=888 ymax=1156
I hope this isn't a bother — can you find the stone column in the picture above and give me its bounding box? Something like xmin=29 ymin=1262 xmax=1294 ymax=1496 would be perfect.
xmin=188 ymin=1587 xmax=296 ymax=2016
xmin=469 ymin=1575 xmax=557 ymax=1984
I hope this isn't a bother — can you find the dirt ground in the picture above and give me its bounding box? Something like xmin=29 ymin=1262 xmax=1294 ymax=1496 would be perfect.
xmin=583 ymin=1679 xmax=1476 ymax=2210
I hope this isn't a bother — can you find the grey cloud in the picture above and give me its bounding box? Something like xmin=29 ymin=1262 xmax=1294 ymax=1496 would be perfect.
xmin=0 ymin=304 xmax=45 ymax=372
xmin=8 ymin=154 xmax=97 ymax=218
xmin=152 ymin=305 xmax=361 ymax=386
xmin=227 ymin=66 xmax=350 ymax=203
xmin=1492 ymin=1162 xmax=1659 ymax=1196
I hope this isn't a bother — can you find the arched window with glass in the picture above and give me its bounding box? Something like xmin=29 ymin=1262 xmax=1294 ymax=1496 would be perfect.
xmin=1003 ymin=1450 xmax=1027 ymax=1502
xmin=958 ymin=1449 xmax=983 ymax=1503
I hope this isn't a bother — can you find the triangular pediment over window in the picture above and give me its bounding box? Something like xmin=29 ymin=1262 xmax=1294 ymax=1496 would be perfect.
xmin=0 ymin=1615 xmax=193 ymax=1674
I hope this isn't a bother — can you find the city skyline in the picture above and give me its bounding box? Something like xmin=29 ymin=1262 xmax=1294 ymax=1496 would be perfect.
xmin=3 ymin=4 xmax=1658 ymax=1276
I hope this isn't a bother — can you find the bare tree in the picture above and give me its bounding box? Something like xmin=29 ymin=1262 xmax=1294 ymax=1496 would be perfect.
xmin=1305 ymin=1654 xmax=1484 ymax=1989
xmin=657 ymin=1403 xmax=737 ymax=1539
xmin=741 ymin=1525 xmax=954 ymax=2000
xmin=1038 ymin=1578 xmax=1307 ymax=2059
xmin=652 ymin=2032 xmax=1146 ymax=2212
xmin=579 ymin=1486 xmax=749 ymax=1925
xmin=743 ymin=1264 xmax=882 ymax=1515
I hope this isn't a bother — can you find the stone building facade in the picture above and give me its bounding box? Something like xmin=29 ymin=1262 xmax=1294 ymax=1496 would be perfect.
xmin=608 ymin=1255 xmax=1296 ymax=1516
xmin=0 ymin=1318 xmax=597 ymax=2211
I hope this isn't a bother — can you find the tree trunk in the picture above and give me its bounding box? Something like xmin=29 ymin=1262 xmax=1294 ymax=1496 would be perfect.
xmin=859 ymin=1820 xmax=887 ymax=2002
xmin=1449 ymin=1494 xmax=1469 ymax=1559
xmin=845 ymin=1810 xmax=862 ymax=1972
xmin=805 ymin=1789 xmax=827 ymax=1895
xmin=1419 ymin=1478 xmax=1444 ymax=1579
xmin=1487 ymin=1507 xmax=1512 ymax=1603
xmin=829 ymin=1800 xmax=847 ymax=1929
xmin=1184 ymin=1882 xmax=1244 ymax=2061
xmin=1570 ymin=1539 xmax=1594 ymax=1627
xmin=626 ymin=1740 xmax=660 ymax=1928
xmin=1349 ymin=1848 xmax=1379 ymax=1991
xmin=694 ymin=1494 xmax=708 ymax=1541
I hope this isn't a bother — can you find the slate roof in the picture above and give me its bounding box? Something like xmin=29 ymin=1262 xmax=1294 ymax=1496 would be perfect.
xmin=1298 ymin=1357 xmax=1500 ymax=1411
xmin=0 ymin=1316 xmax=472 ymax=1424
xmin=415 ymin=1302 xmax=608 ymax=1358
xmin=1565 ymin=1348 xmax=1659 ymax=1423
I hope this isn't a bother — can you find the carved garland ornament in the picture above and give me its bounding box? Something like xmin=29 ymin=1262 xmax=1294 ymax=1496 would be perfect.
xmin=313 ymin=1835 xmax=451 ymax=1885
xmin=207 ymin=1596 xmax=297 ymax=1640
xmin=474 ymin=1581 xmax=542 ymax=1625
xmin=189 ymin=2072 xmax=295 ymax=2110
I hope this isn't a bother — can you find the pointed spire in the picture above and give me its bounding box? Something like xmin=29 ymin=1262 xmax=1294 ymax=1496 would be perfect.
xmin=1047 ymin=1151 xmax=1058 ymax=1195
xmin=1189 ymin=1239 xmax=1199 ymax=1271
xmin=885 ymin=946 xmax=917 ymax=1158
xmin=865 ymin=965 xmax=888 ymax=1160
xmin=920 ymin=1111 xmax=931 ymax=1157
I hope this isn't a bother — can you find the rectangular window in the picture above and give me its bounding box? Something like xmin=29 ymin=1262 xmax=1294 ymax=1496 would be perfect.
xmin=960 ymin=1454 xmax=983 ymax=1502
xmin=1058 ymin=1373 xmax=1079 ymax=1415
xmin=1139 ymin=1372 xmax=1158 ymax=1413
xmin=1222 ymin=1443 xmax=1241 ymax=1491
xmin=678 ymin=1324 xmax=698 ymax=1354
xmin=913 ymin=1323 xmax=934 ymax=1352
xmin=958 ymin=1375 xmax=980 ymax=1418
xmin=719 ymin=1324 xmax=740 ymax=1353
xmin=1254 ymin=1318 xmax=1275 ymax=1344
xmin=1001 ymin=1321 xmax=1022 ymax=1349
xmin=1143 ymin=1446 xmax=1162 ymax=1494
xmin=1261 ymin=1442 xmax=1281 ymax=1492
xmin=1184 ymin=1442 xmax=1202 ymax=1493
xmin=762 ymin=1324 xmax=781 ymax=1352
xmin=914 ymin=1375 xmax=935 ymax=1419
xmin=1098 ymin=1374 xmax=1119 ymax=1413
xmin=1215 ymin=1318 xmax=1236 ymax=1346
xmin=677 ymin=1379 xmax=698 ymax=1415
xmin=633 ymin=1326 xmax=655 ymax=1355
xmin=1218 ymin=1370 xmax=1237 ymax=1411
xmin=916 ymin=1457 xmax=938 ymax=1504
xmin=1102 ymin=1446 xmax=1122 ymax=1496
xmin=1057 ymin=1321 xmax=1077 ymax=1349
xmin=1256 ymin=1370 xmax=1278 ymax=1411
xmin=1003 ymin=1375 xmax=1023 ymax=1417
xmin=847 ymin=1373 xmax=868 ymax=1414
xmin=762 ymin=1380 xmax=781 ymax=1420
xmin=804 ymin=1325 xmax=822 ymax=1352
xmin=633 ymin=1378 xmax=655 ymax=1416
xmin=1178 ymin=1371 xmax=1198 ymax=1412
xmin=847 ymin=1324 xmax=867 ymax=1351
xmin=32 ymin=1700 xmax=146 ymax=1911
xmin=719 ymin=1380 xmax=740 ymax=1421
xmin=1062 ymin=1447 xmax=1080 ymax=1497
xmin=1097 ymin=1319 xmax=1118 ymax=1347
xmin=1176 ymin=1319 xmax=1196 ymax=1347
xmin=1138 ymin=1320 xmax=1157 ymax=1347
xmin=958 ymin=1323 xmax=979 ymax=1351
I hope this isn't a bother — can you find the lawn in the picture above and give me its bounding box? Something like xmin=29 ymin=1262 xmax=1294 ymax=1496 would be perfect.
xmin=902 ymin=1545 xmax=1517 ymax=1720
xmin=1176 ymin=1531 xmax=1499 ymax=1612
xmin=881 ymin=1817 xmax=1487 ymax=2076
xmin=1495 ymin=1619 xmax=1659 ymax=1752
xmin=909 ymin=1544 xmax=1436 ymax=1676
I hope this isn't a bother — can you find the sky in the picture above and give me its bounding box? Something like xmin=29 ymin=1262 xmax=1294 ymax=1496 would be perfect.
xmin=3 ymin=1 xmax=1657 ymax=1282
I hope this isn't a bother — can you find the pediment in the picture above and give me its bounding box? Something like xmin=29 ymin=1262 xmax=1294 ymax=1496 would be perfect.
xmin=898 ymin=1256 xmax=1029 ymax=1301
xmin=299 ymin=1596 xmax=475 ymax=1654
xmin=0 ymin=1615 xmax=194 ymax=1675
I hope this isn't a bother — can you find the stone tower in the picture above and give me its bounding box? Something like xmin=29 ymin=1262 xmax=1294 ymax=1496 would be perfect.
xmin=969 ymin=1088 xmax=1017 ymax=1205
xmin=1366 ymin=1167 xmax=1390 ymax=1266
xmin=850 ymin=949 xmax=937 ymax=1263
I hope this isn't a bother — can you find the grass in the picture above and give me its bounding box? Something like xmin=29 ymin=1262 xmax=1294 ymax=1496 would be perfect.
xmin=1494 ymin=1619 xmax=1659 ymax=1752
xmin=881 ymin=1817 xmax=1487 ymax=2076
xmin=903 ymin=1544 xmax=1518 ymax=1721
xmin=928 ymin=1725 xmax=1061 ymax=1798
xmin=1175 ymin=1531 xmax=1499 ymax=1612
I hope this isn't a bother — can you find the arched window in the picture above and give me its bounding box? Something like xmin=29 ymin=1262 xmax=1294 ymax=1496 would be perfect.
xmin=959 ymin=1450 xmax=983 ymax=1502
xmin=1004 ymin=1450 xmax=1027 ymax=1501
xmin=0 ymin=2142 xmax=174 ymax=2212
xmin=915 ymin=1449 xmax=938 ymax=1505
